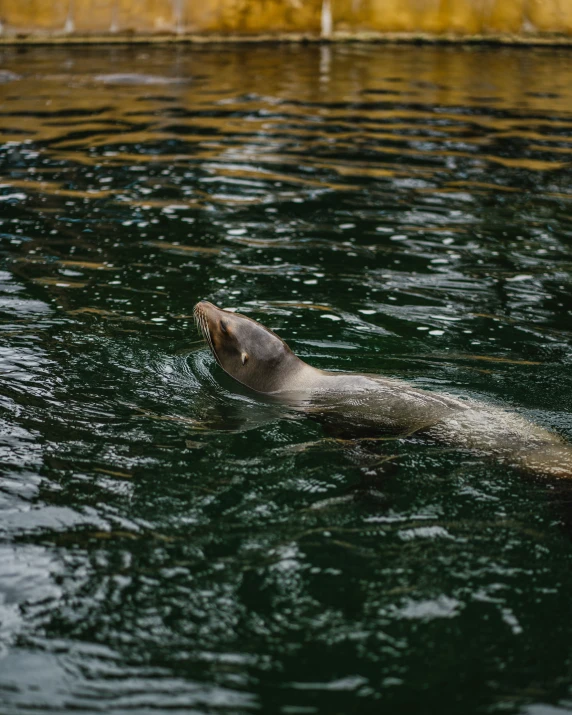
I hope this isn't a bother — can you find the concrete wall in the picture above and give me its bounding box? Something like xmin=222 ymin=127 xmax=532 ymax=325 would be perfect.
xmin=0 ymin=0 xmax=571 ymax=40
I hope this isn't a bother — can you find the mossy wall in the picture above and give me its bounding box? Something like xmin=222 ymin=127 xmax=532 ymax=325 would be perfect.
xmin=1 ymin=0 xmax=571 ymax=39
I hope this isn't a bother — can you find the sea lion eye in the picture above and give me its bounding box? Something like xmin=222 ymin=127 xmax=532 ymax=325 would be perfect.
xmin=220 ymin=320 xmax=228 ymax=333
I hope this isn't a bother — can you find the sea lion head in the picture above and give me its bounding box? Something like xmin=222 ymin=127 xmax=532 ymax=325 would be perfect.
xmin=194 ymin=301 xmax=298 ymax=393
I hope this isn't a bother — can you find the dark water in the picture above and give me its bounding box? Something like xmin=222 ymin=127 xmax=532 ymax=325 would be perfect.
xmin=0 ymin=44 xmax=572 ymax=714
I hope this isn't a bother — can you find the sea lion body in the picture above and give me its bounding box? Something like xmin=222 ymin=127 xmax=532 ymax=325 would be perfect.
xmin=194 ymin=301 xmax=572 ymax=479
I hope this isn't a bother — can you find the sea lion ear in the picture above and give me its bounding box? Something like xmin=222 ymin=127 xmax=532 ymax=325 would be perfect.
xmin=241 ymin=352 xmax=249 ymax=365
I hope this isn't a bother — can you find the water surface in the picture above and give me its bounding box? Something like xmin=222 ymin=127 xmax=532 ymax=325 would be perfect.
xmin=0 ymin=44 xmax=572 ymax=714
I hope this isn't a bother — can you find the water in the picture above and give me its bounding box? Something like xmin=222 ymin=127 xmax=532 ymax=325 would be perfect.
xmin=0 ymin=44 xmax=572 ymax=714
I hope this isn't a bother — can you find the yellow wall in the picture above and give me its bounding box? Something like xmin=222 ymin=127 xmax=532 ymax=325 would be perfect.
xmin=1 ymin=0 xmax=571 ymax=38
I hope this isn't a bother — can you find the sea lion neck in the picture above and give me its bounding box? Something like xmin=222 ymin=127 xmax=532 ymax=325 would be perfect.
xmin=260 ymin=349 xmax=319 ymax=394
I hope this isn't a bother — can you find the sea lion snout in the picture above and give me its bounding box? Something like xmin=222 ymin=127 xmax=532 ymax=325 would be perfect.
xmin=194 ymin=300 xmax=233 ymax=352
xmin=194 ymin=300 xmax=222 ymax=323
xmin=194 ymin=300 xmax=228 ymax=334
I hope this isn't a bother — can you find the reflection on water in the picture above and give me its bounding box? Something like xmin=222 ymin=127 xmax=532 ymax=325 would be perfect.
xmin=0 ymin=45 xmax=572 ymax=714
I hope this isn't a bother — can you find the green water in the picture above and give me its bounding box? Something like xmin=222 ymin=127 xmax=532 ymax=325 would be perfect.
xmin=0 ymin=44 xmax=572 ymax=714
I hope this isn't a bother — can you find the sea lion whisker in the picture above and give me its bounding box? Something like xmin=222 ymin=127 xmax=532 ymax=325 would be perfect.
xmin=194 ymin=305 xmax=204 ymax=334
xmin=199 ymin=314 xmax=208 ymax=343
xmin=197 ymin=310 xmax=207 ymax=338
xmin=194 ymin=307 xmax=205 ymax=341
xmin=202 ymin=315 xmax=213 ymax=349
xmin=197 ymin=310 xmax=221 ymax=365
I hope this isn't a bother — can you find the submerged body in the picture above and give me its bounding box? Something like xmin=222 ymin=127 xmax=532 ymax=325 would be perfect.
xmin=194 ymin=301 xmax=572 ymax=479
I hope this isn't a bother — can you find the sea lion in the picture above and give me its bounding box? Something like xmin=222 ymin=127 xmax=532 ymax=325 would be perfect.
xmin=194 ymin=300 xmax=572 ymax=479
